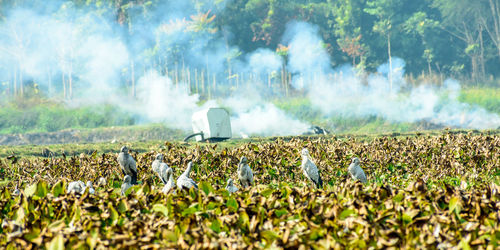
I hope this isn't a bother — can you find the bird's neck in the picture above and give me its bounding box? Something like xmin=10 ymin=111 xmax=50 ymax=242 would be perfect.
xmin=184 ymin=164 xmax=192 ymax=176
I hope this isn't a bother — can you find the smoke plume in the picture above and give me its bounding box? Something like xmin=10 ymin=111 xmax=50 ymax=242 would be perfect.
xmin=0 ymin=3 xmax=498 ymax=139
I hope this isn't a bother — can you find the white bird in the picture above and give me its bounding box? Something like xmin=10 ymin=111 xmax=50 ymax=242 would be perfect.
xmin=300 ymin=148 xmax=323 ymax=188
xmin=121 ymin=175 xmax=133 ymax=195
xmin=225 ymin=178 xmax=239 ymax=193
xmin=161 ymin=168 xmax=176 ymax=194
xmin=158 ymin=163 xmax=170 ymax=184
xmin=97 ymin=177 xmax=107 ymax=187
xmin=117 ymin=146 xmax=138 ymax=184
xmin=86 ymin=181 xmax=95 ymax=194
xmin=348 ymin=157 xmax=367 ymax=183
xmin=152 ymin=153 xmax=163 ymax=174
xmin=12 ymin=185 xmax=20 ymax=196
xmin=67 ymin=180 xmax=86 ymax=194
xmin=237 ymin=156 xmax=253 ymax=188
xmin=176 ymin=161 xmax=198 ymax=190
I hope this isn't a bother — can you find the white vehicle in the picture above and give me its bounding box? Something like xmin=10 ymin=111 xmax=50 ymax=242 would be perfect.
xmin=185 ymin=108 xmax=232 ymax=142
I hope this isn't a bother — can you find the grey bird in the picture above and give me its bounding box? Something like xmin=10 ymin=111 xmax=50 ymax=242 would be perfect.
xmin=158 ymin=162 xmax=170 ymax=184
xmin=67 ymin=180 xmax=86 ymax=194
xmin=97 ymin=177 xmax=107 ymax=187
xmin=121 ymin=175 xmax=133 ymax=195
xmin=152 ymin=153 xmax=163 ymax=175
xmin=117 ymin=146 xmax=138 ymax=184
xmin=176 ymin=161 xmax=198 ymax=190
xmin=237 ymin=156 xmax=253 ymax=188
xmin=161 ymin=168 xmax=176 ymax=194
xmin=300 ymin=148 xmax=323 ymax=188
xmin=86 ymin=181 xmax=95 ymax=194
xmin=225 ymin=178 xmax=239 ymax=193
xmin=348 ymin=157 xmax=367 ymax=183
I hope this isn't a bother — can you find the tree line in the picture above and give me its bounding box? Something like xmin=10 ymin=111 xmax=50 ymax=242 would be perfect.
xmin=0 ymin=0 xmax=499 ymax=99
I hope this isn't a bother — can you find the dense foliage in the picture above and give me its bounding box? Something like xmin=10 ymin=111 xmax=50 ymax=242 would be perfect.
xmin=0 ymin=132 xmax=498 ymax=248
xmin=0 ymin=0 xmax=499 ymax=100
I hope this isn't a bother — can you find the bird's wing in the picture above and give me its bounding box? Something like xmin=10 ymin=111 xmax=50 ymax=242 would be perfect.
xmin=357 ymin=166 xmax=367 ymax=183
xmin=246 ymin=164 xmax=253 ymax=184
xmin=152 ymin=161 xmax=159 ymax=173
xmin=159 ymin=166 xmax=169 ymax=184
xmin=117 ymin=153 xmax=125 ymax=166
xmin=129 ymin=156 xmax=137 ymax=172
xmin=306 ymin=160 xmax=319 ymax=183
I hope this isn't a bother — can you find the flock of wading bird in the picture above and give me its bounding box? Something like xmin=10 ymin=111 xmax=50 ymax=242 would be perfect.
xmin=66 ymin=146 xmax=368 ymax=196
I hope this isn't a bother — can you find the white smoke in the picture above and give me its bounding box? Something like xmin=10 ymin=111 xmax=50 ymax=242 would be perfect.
xmin=0 ymin=4 xmax=498 ymax=139
xmin=284 ymin=21 xmax=500 ymax=130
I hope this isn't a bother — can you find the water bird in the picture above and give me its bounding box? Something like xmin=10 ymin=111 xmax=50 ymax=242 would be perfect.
xmin=97 ymin=177 xmax=107 ymax=187
xmin=117 ymin=146 xmax=138 ymax=184
xmin=237 ymin=156 xmax=253 ymax=188
xmin=161 ymin=168 xmax=176 ymax=194
xmin=300 ymin=148 xmax=323 ymax=188
xmin=86 ymin=181 xmax=95 ymax=194
xmin=176 ymin=161 xmax=198 ymax=190
xmin=121 ymin=175 xmax=133 ymax=195
xmin=67 ymin=180 xmax=86 ymax=194
xmin=225 ymin=178 xmax=239 ymax=193
xmin=152 ymin=153 xmax=163 ymax=175
xmin=348 ymin=157 xmax=367 ymax=183
xmin=158 ymin=162 xmax=170 ymax=184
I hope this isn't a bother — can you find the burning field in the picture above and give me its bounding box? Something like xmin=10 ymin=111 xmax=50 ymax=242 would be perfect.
xmin=0 ymin=131 xmax=499 ymax=248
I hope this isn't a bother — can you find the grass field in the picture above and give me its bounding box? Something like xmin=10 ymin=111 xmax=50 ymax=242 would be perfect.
xmin=0 ymin=130 xmax=498 ymax=248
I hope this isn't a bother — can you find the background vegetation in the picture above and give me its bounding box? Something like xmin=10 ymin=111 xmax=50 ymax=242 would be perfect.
xmin=0 ymin=0 xmax=499 ymax=137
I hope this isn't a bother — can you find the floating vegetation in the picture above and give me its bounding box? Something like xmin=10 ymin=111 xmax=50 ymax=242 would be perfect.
xmin=0 ymin=132 xmax=499 ymax=248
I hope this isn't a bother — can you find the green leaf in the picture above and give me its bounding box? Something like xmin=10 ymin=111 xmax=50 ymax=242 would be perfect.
xmin=181 ymin=204 xmax=199 ymax=217
xmin=23 ymin=227 xmax=41 ymax=242
xmin=117 ymin=200 xmax=128 ymax=214
xmin=164 ymin=230 xmax=177 ymax=242
xmin=260 ymin=230 xmax=279 ymax=242
xmin=226 ymin=197 xmax=238 ymax=212
xmin=261 ymin=189 xmax=273 ymax=198
xmin=449 ymin=196 xmax=462 ymax=214
xmin=71 ymin=204 xmax=81 ymax=223
xmin=47 ymin=234 xmax=64 ymax=250
xmin=199 ymin=181 xmax=213 ymax=195
xmin=109 ymin=206 xmax=118 ymax=226
xmin=35 ymin=181 xmax=48 ymax=198
xmin=24 ymin=183 xmax=37 ymax=198
xmin=393 ymin=193 xmax=404 ymax=203
xmin=136 ymin=184 xmax=150 ymax=196
xmin=152 ymin=204 xmax=169 ymax=217
xmin=209 ymin=219 xmax=221 ymax=233
xmin=274 ymin=208 xmax=288 ymax=217
xmin=51 ymin=181 xmax=63 ymax=197
xmin=339 ymin=208 xmax=357 ymax=220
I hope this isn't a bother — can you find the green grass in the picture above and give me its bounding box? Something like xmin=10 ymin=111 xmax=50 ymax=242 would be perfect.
xmin=0 ymin=99 xmax=135 ymax=134
xmin=459 ymin=87 xmax=500 ymax=114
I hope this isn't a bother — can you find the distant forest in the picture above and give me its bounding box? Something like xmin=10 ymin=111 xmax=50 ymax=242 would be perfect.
xmin=0 ymin=0 xmax=499 ymax=99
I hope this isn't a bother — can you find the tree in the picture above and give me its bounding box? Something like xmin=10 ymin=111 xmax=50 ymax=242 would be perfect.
xmin=480 ymin=0 xmax=500 ymax=60
xmin=433 ymin=0 xmax=488 ymax=82
xmin=332 ymin=0 xmax=368 ymax=69
xmin=364 ymin=0 xmax=400 ymax=91
xmin=403 ymin=11 xmax=439 ymax=75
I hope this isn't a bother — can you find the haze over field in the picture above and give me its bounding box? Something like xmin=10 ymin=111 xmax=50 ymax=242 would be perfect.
xmin=0 ymin=1 xmax=499 ymax=137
